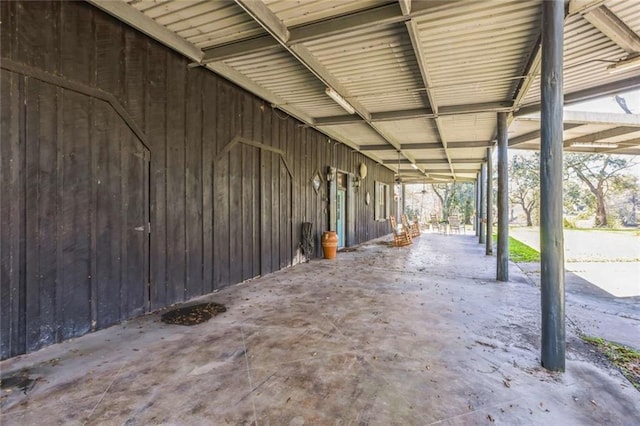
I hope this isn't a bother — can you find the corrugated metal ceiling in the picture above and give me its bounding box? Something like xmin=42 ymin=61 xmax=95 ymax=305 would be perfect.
xmin=100 ymin=0 xmax=640 ymax=181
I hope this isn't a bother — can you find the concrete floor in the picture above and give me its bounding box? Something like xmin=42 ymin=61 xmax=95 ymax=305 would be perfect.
xmin=1 ymin=232 xmax=639 ymax=425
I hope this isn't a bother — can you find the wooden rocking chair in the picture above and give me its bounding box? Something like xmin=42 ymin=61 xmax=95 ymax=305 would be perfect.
xmin=430 ymin=214 xmax=440 ymax=232
xmin=389 ymin=215 xmax=412 ymax=247
xmin=402 ymin=214 xmax=420 ymax=238
xmin=448 ymin=214 xmax=461 ymax=234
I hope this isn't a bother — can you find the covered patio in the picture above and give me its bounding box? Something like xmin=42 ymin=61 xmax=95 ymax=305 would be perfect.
xmin=2 ymin=233 xmax=638 ymax=424
xmin=2 ymin=0 xmax=640 ymax=419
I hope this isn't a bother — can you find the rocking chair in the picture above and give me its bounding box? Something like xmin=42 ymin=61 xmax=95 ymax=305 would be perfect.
xmin=430 ymin=214 xmax=440 ymax=232
xmin=448 ymin=214 xmax=461 ymax=234
xmin=402 ymin=214 xmax=420 ymax=238
xmin=389 ymin=215 xmax=412 ymax=247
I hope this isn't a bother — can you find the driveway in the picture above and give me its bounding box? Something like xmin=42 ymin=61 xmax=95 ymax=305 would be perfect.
xmin=510 ymin=227 xmax=640 ymax=349
xmin=510 ymin=227 xmax=640 ymax=297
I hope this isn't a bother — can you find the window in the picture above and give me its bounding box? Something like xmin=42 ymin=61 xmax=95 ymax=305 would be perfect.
xmin=375 ymin=181 xmax=390 ymax=221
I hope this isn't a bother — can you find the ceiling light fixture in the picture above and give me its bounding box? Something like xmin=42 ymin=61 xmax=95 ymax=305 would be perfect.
xmin=411 ymin=163 xmax=419 ymax=170
xmin=325 ymin=88 xmax=355 ymax=114
xmin=570 ymin=142 xmax=619 ymax=149
xmin=607 ymin=55 xmax=640 ymax=74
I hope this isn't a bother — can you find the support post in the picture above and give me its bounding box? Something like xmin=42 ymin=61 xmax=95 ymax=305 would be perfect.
xmin=497 ymin=112 xmax=509 ymax=281
xmin=540 ymin=0 xmax=565 ymax=372
xmin=486 ymin=147 xmax=493 ymax=255
xmin=479 ymin=165 xmax=486 ymax=244
xmin=474 ymin=178 xmax=479 ymax=236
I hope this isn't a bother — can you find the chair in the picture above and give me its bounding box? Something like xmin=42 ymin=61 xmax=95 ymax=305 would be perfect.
xmin=430 ymin=214 xmax=440 ymax=232
xmin=411 ymin=215 xmax=421 ymax=237
xmin=402 ymin=214 xmax=420 ymax=238
xmin=389 ymin=215 xmax=412 ymax=247
xmin=448 ymin=214 xmax=461 ymax=234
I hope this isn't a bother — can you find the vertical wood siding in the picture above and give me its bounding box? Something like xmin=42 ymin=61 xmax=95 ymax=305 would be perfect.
xmin=0 ymin=1 xmax=396 ymax=359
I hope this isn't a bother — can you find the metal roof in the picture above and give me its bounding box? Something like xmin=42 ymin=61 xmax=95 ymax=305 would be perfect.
xmin=90 ymin=0 xmax=640 ymax=183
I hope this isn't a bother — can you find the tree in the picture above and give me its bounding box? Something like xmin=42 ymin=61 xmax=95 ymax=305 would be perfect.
xmin=508 ymin=153 xmax=539 ymax=226
xmin=564 ymin=153 xmax=639 ymax=227
xmin=432 ymin=182 xmax=474 ymax=223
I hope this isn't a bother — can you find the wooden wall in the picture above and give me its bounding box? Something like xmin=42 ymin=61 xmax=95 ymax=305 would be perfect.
xmin=0 ymin=1 xmax=396 ymax=359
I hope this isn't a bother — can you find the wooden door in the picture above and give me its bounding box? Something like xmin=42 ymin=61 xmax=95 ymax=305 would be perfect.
xmin=0 ymin=70 xmax=150 ymax=357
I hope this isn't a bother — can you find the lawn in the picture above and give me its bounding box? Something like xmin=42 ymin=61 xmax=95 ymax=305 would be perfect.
xmin=493 ymin=234 xmax=540 ymax=263
xmin=509 ymin=236 xmax=541 ymax=262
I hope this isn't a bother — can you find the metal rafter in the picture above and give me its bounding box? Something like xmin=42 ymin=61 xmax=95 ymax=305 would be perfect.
xmin=405 ymin=17 xmax=454 ymax=177
xmin=383 ymin=158 xmax=484 ymax=165
xmin=361 ymin=141 xmax=494 ymax=151
xmin=199 ymin=1 xmax=459 ymax=63
xmin=315 ymin=102 xmax=513 ymax=126
xmin=205 ymin=62 xmax=315 ymax=126
xmin=563 ymin=126 xmax=640 ymax=146
xmin=509 ymin=123 xmax=583 ymax=147
xmin=232 ymin=0 xmax=419 ymax=168
xmin=518 ymin=110 xmax=640 ymax=126
xmin=88 ymin=0 xmax=203 ymax=62
xmin=579 ymin=5 xmax=640 ymax=53
xmin=516 ymin=76 xmax=640 ymax=117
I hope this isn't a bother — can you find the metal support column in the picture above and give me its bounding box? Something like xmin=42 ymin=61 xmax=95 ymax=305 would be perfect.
xmin=475 ymin=177 xmax=480 ymax=236
xmin=497 ymin=112 xmax=509 ymax=281
xmin=540 ymin=0 xmax=565 ymax=372
xmin=479 ymin=165 xmax=486 ymax=244
xmin=486 ymin=148 xmax=493 ymax=255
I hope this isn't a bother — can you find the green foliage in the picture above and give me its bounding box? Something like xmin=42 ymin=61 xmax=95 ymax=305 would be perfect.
xmin=431 ymin=182 xmax=474 ymax=223
xmin=563 ymin=218 xmax=576 ymax=229
xmin=509 ymin=153 xmax=539 ymax=226
xmin=564 ymin=153 xmax=639 ymax=227
xmin=509 ymin=152 xmax=639 ymax=228
xmin=508 ymin=237 xmax=540 ymax=262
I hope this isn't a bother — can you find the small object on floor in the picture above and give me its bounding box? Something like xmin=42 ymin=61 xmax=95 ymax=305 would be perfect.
xmin=161 ymin=302 xmax=227 ymax=326
xmin=1 ymin=370 xmax=38 ymax=395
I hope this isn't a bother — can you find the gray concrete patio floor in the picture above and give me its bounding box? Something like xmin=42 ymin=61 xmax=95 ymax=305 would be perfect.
xmin=1 ymin=232 xmax=639 ymax=425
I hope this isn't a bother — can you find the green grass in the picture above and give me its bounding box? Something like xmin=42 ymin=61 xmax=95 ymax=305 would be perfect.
xmin=509 ymin=237 xmax=540 ymax=262
xmin=582 ymin=336 xmax=640 ymax=390
xmin=493 ymin=234 xmax=540 ymax=262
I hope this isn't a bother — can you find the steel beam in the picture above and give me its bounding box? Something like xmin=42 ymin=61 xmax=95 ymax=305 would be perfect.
xmin=359 ymin=145 xmax=395 ymax=151
xmin=509 ymin=123 xmax=583 ymax=147
xmin=485 ymin=148 xmax=493 ymax=255
xmin=540 ymin=0 xmax=566 ymax=372
xmin=518 ymin=110 xmax=640 ymax=126
xmin=421 ymin=158 xmax=483 ymax=164
xmin=497 ymin=113 xmax=509 ymax=281
xmin=383 ymin=158 xmax=483 ymax=165
xmin=232 ymin=0 xmax=416 ymax=163
xmin=315 ymin=102 xmax=515 ymax=126
xmin=234 ymin=0 xmax=290 ymax=42
xmin=564 ymin=126 xmax=640 ymax=146
xmin=516 ymin=76 xmax=640 ymax=117
xmin=581 ymin=5 xmax=640 ymax=53
xmin=201 ymin=37 xmax=281 ymax=63
xmin=479 ymin=164 xmax=486 ymax=245
xmin=87 ymin=0 xmax=203 ymax=63
xmin=475 ymin=175 xmax=480 ymax=236
xmin=406 ymin=18 xmax=455 ymax=176
xmin=199 ymin=2 xmax=454 ymax=56
xmin=205 ymin=62 xmax=315 ymax=125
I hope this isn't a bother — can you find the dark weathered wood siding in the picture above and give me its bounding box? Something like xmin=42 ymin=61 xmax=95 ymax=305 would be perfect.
xmin=0 ymin=1 xmax=396 ymax=359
